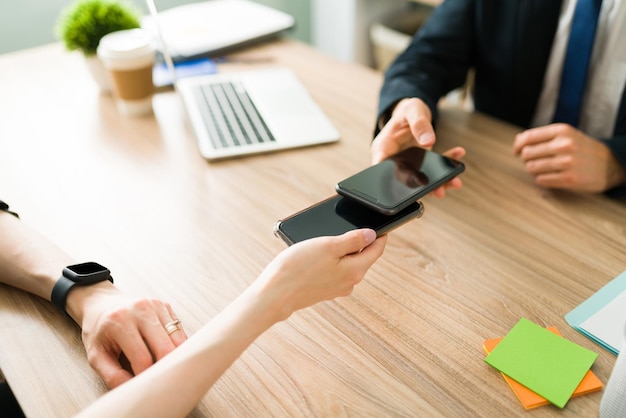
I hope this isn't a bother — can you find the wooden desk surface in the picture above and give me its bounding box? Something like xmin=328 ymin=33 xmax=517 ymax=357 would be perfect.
xmin=0 ymin=40 xmax=625 ymax=417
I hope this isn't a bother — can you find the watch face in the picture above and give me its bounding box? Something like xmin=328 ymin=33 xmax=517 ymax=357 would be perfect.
xmin=67 ymin=262 xmax=106 ymax=275
xmin=64 ymin=262 xmax=111 ymax=285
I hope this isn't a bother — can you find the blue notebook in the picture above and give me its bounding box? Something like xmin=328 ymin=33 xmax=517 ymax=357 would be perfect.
xmin=153 ymin=57 xmax=216 ymax=88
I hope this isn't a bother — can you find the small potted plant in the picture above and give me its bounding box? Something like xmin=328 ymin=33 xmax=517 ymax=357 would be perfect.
xmin=56 ymin=0 xmax=142 ymax=92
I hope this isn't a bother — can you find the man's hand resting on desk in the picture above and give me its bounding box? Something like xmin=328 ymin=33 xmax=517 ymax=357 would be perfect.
xmin=372 ymin=97 xmax=465 ymax=198
xmin=66 ymin=284 xmax=188 ymax=389
xmin=513 ymin=123 xmax=626 ymax=192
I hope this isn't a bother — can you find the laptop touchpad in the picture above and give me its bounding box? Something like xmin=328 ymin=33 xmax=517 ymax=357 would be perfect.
xmin=241 ymin=69 xmax=338 ymax=143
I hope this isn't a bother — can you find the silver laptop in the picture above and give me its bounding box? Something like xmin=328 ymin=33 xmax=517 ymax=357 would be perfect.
xmin=146 ymin=0 xmax=340 ymax=161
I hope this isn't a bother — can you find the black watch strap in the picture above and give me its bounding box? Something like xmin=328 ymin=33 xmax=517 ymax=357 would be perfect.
xmin=0 ymin=200 xmax=19 ymax=218
xmin=51 ymin=275 xmax=78 ymax=313
xmin=51 ymin=270 xmax=114 ymax=314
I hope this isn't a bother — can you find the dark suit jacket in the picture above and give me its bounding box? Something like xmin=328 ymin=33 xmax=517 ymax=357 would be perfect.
xmin=377 ymin=0 xmax=626 ymax=168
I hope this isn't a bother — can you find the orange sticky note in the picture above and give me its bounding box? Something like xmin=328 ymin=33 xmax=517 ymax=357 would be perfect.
xmin=483 ymin=326 xmax=603 ymax=409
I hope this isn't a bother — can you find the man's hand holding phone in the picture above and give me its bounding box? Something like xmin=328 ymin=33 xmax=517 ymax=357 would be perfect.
xmin=372 ymin=97 xmax=466 ymax=197
xmin=336 ymin=147 xmax=465 ymax=215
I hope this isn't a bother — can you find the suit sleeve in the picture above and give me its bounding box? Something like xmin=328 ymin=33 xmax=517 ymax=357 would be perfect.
xmin=600 ymin=135 xmax=626 ymax=196
xmin=601 ymin=135 xmax=626 ymax=169
xmin=603 ymin=94 xmax=626 ymax=176
xmin=376 ymin=0 xmax=476 ymax=135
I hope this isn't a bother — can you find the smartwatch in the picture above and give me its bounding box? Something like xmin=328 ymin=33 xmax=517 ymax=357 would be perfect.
xmin=0 ymin=200 xmax=19 ymax=218
xmin=51 ymin=262 xmax=114 ymax=314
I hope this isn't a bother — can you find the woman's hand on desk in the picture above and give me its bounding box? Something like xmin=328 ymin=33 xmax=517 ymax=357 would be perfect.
xmin=66 ymin=284 xmax=188 ymax=389
xmin=0 ymin=209 xmax=188 ymax=391
xmin=372 ymin=97 xmax=465 ymax=198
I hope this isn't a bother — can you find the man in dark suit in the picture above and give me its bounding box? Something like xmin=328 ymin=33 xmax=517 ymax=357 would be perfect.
xmin=374 ymin=0 xmax=626 ymax=194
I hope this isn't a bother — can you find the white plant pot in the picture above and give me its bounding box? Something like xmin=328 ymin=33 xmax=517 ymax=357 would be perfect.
xmin=84 ymin=55 xmax=112 ymax=94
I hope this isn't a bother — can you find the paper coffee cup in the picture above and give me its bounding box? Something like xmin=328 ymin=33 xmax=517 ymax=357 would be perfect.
xmin=97 ymin=29 xmax=155 ymax=117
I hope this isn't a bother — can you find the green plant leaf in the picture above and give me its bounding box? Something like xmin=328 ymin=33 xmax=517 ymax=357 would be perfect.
xmin=56 ymin=0 xmax=141 ymax=56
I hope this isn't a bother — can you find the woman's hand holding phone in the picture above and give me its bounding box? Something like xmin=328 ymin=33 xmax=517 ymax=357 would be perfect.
xmin=274 ymin=196 xmax=424 ymax=246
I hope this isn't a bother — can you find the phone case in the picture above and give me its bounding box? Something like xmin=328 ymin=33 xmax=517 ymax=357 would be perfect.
xmin=274 ymin=195 xmax=424 ymax=246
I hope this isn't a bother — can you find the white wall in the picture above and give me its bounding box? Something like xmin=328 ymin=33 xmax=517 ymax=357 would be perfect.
xmin=311 ymin=0 xmax=406 ymax=66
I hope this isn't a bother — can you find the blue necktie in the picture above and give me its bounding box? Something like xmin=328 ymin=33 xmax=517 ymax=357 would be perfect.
xmin=552 ymin=0 xmax=603 ymax=126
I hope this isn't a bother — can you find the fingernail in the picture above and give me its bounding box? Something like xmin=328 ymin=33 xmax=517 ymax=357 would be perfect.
xmin=418 ymin=132 xmax=435 ymax=146
xmin=362 ymin=229 xmax=377 ymax=244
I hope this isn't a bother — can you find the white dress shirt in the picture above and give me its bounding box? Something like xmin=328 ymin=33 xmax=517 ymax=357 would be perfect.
xmin=531 ymin=0 xmax=626 ymax=139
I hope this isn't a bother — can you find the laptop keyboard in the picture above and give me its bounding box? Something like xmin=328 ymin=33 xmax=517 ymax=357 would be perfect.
xmin=192 ymin=81 xmax=276 ymax=149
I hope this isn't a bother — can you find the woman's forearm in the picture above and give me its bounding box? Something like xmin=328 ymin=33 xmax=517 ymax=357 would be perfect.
xmin=76 ymin=229 xmax=383 ymax=417
xmin=0 ymin=212 xmax=72 ymax=300
xmin=77 ymin=283 xmax=282 ymax=418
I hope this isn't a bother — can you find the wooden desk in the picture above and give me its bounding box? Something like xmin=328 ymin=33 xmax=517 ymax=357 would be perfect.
xmin=0 ymin=40 xmax=624 ymax=417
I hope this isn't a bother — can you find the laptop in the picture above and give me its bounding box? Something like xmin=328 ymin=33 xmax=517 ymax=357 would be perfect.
xmin=145 ymin=0 xmax=340 ymax=161
xmin=142 ymin=0 xmax=296 ymax=60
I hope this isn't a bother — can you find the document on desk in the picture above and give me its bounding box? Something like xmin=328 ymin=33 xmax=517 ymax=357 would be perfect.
xmin=565 ymin=270 xmax=626 ymax=355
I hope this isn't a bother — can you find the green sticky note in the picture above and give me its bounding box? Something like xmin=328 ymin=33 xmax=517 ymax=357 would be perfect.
xmin=485 ymin=318 xmax=598 ymax=408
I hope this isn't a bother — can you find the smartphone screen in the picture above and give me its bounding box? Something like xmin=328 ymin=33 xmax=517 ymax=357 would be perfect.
xmin=336 ymin=147 xmax=464 ymax=215
xmin=274 ymin=195 xmax=424 ymax=246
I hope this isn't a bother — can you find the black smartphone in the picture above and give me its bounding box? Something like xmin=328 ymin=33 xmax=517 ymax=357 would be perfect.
xmin=335 ymin=147 xmax=465 ymax=215
xmin=273 ymin=194 xmax=424 ymax=246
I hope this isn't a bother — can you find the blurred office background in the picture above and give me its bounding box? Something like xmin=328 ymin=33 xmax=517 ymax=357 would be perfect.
xmin=0 ymin=0 xmax=310 ymax=53
xmin=0 ymin=0 xmax=433 ymax=68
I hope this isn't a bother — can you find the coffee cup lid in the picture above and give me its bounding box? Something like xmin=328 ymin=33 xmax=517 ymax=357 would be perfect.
xmin=97 ymin=29 xmax=154 ymax=61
